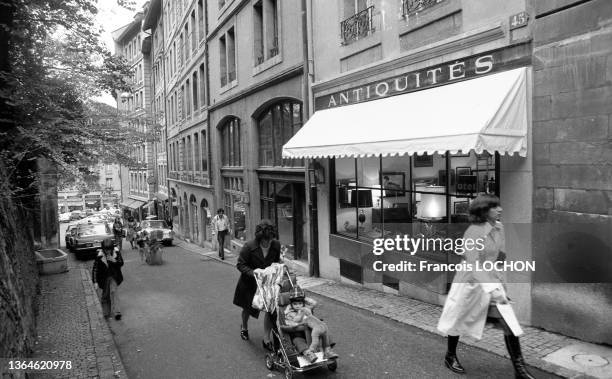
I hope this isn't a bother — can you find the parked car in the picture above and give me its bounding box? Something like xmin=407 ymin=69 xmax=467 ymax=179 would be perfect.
xmin=71 ymin=222 xmax=114 ymax=259
xmin=70 ymin=210 xmax=84 ymax=221
xmin=85 ymin=209 xmax=94 ymax=216
xmin=59 ymin=212 xmax=71 ymax=223
xmin=140 ymin=220 xmax=174 ymax=245
xmin=65 ymin=224 xmax=78 ymax=250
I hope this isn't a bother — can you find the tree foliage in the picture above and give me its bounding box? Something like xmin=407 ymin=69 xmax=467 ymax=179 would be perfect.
xmin=0 ymin=0 xmax=145 ymax=202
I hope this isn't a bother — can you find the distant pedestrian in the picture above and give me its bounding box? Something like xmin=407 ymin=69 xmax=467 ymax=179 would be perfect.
xmin=233 ymin=219 xmax=280 ymax=350
xmin=437 ymin=194 xmax=535 ymax=378
xmin=92 ymin=238 xmax=124 ymax=320
xmin=112 ymin=217 xmax=124 ymax=252
xmin=211 ymin=208 xmax=230 ymax=260
xmin=126 ymin=216 xmax=137 ymax=249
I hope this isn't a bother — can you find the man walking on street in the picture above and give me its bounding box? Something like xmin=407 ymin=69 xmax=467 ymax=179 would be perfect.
xmin=212 ymin=208 xmax=230 ymax=260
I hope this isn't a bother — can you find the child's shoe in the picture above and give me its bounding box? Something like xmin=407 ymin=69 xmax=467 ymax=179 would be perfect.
xmin=323 ymin=347 xmax=338 ymax=359
xmin=303 ymin=349 xmax=317 ymax=363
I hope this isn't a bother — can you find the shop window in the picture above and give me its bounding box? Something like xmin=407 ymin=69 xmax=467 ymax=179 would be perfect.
xmin=221 ymin=117 xmax=241 ymax=167
xmin=223 ymin=177 xmax=247 ymax=240
xmin=257 ymin=101 xmax=303 ymax=167
xmin=332 ymin=152 xmax=498 ymax=256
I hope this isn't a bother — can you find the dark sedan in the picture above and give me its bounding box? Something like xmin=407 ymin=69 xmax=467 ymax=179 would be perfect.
xmin=71 ymin=223 xmax=114 ymax=259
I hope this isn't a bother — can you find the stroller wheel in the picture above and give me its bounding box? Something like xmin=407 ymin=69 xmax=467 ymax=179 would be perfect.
xmin=265 ymin=353 xmax=275 ymax=370
xmin=283 ymin=366 xmax=293 ymax=379
xmin=328 ymin=360 xmax=338 ymax=372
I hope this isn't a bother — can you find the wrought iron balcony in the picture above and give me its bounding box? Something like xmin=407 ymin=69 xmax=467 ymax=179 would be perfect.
xmin=340 ymin=6 xmax=375 ymax=45
xmin=402 ymin=0 xmax=444 ymax=16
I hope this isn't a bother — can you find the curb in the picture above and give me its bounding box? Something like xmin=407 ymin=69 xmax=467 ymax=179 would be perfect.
xmin=174 ymin=239 xmax=593 ymax=379
xmin=80 ymin=268 xmax=128 ymax=379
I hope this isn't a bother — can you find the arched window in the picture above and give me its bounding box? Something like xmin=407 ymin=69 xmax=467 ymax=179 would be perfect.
xmin=257 ymin=100 xmax=303 ymax=167
xmin=221 ymin=117 xmax=241 ymax=167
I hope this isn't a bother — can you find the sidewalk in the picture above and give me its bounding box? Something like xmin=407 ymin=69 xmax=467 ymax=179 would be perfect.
xmin=177 ymin=238 xmax=612 ymax=379
xmin=30 ymin=259 xmax=126 ymax=379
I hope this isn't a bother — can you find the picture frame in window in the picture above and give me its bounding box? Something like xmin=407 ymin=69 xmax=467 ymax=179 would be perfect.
xmin=471 ymin=169 xmax=494 ymax=193
xmin=413 ymin=153 xmax=433 ymax=167
xmin=454 ymin=200 xmax=470 ymax=215
xmin=381 ymin=172 xmax=405 ymax=197
xmin=456 ymin=167 xmax=471 ymax=177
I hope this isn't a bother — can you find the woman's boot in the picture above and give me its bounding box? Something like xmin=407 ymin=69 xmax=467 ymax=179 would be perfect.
xmin=504 ymin=335 xmax=536 ymax=379
xmin=444 ymin=335 xmax=465 ymax=374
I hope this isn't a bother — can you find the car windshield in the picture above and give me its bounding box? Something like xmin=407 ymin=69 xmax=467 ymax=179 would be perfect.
xmin=144 ymin=220 xmax=168 ymax=229
xmin=78 ymin=223 xmax=110 ymax=236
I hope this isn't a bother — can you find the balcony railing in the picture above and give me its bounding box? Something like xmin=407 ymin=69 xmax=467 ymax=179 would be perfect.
xmin=340 ymin=6 xmax=375 ymax=45
xmin=221 ymin=75 xmax=227 ymax=87
xmin=402 ymin=0 xmax=444 ymax=16
xmin=269 ymin=37 xmax=279 ymax=58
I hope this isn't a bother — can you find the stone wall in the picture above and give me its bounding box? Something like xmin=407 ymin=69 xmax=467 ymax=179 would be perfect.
xmin=0 ymin=196 xmax=40 ymax=358
xmin=532 ymin=0 xmax=612 ymax=344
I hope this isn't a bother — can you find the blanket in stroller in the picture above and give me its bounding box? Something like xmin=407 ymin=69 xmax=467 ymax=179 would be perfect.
xmin=252 ymin=263 xmax=284 ymax=313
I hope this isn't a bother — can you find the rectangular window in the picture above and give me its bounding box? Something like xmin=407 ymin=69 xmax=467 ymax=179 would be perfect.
xmin=179 ymin=32 xmax=184 ymax=66
xmin=253 ymin=1 xmax=264 ymax=64
xmin=192 ymin=72 xmax=198 ymax=110
xmin=219 ymin=35 xmax=227 ymax=86
xmin=191 ymin=11 xmax=197 ymax=52
xmin=180 ymin=85 xmax=185 ymax=120
xmin=185 ymin=79 xmax=191 ymax=115
xmin=194 ymin=133 xmax=200 ymax=171
xmin=186 ymin=135 xmax=192 ymax=171
xmin=198 ymin=0 xmax=205 ymax=41
xmin=227 ymin=27 xmax=236 ymax=82
xmin=201 ymin=131 xmax=208 ymax=172
xmin=184 ymin=24 xmax=189 ymax=61
xmin=198 ymin=64 xmax=205 ymax=108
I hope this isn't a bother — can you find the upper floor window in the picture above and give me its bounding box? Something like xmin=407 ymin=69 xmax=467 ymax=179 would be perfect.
xmin=191 ymin=11 xmax=197 ymax=52
xmin=258 ymin=100 xmax=303 ymax=167
xmin=253 ymin=0 xmax=279 ymax=65
xmin=341 ymin=0 xmax=375 ymax=45
xmin=198 ymin=0 xmax=205 ymax=41
xmin=219 ymin=27 xmax=236 ymax=87
xmin=221 ymin=117 xmax=241 ymax=167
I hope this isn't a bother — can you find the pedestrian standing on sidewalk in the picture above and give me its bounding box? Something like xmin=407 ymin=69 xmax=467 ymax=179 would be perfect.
xmin=233 ymin=219 xmax=281 ymax=350
xmin=92 ymin=237 xmax=124 ymax=320
xmin=437 ymin=194 xmax=535 ymax=379
xmin=211 ymin=208 xmax=230 ymax=260
xmin=126 ymin=216 xmax=137 ymax=249
xmin=112 ymin=217 xmax=124 ymax=252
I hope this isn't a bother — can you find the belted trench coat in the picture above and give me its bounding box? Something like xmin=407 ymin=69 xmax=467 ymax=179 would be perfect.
xmin=437 ymin=221 xmax=506 ymax=340
xmin=233 ymin=239 xmax=281 ymax=318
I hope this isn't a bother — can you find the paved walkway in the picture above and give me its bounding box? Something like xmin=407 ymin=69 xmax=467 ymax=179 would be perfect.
xmin=30 ymin=258 xmax=126 ymax=379
xmin=177 ymin=238 xmax=612 ymax=379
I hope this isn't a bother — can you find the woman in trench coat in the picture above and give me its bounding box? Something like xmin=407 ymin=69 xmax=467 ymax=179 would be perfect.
xmin=233 ymin=219 xmax=281 ymax=350
xmin=437 ymin=194 xmax=535 ymax=379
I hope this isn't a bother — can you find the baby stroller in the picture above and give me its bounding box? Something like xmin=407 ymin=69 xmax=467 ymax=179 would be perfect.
xmin=254 ymin=264 xmax=338 ymax=378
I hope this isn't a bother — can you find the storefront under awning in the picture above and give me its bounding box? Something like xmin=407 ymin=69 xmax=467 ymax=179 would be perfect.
xmin=283 ymin=67 xmax=528 ymax=159
xmin=121 ymin=199 xmax=145 ymax=210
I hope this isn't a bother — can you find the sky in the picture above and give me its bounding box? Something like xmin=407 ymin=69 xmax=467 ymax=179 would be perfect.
xmin=93 ymin=0 xmax=148 ymax=106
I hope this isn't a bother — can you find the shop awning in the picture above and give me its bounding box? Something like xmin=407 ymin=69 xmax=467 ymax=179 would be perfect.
xmin=283 ymin=67 xmax=528 ymax=159
xmin=129 ymin=200 xmax=146 ymax=209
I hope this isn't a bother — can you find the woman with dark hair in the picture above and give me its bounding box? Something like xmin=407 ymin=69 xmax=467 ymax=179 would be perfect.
xmin=233 ymin=219 xmax=281 ymax=350
xmin=112 ymin=217 xmax=124 ymax=252
xmin=437 ymin=194 xmax=535 ymax=378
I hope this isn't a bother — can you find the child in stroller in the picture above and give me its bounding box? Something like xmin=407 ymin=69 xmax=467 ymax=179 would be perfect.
xmin=284 ymin=287 xmax=338 ymax=362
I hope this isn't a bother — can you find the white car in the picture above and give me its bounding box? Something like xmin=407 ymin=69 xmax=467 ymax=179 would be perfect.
xmin=59 ymin=212 xmax=71 ymax=223
xmin=140 ymin=220 xmax=174 ymax=245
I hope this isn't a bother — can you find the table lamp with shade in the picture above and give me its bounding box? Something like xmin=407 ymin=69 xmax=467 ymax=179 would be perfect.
xmin=417 ymin=186 xmax=446 ymax=221
xmin=350 ymin=189 xmax=373 ymax=228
